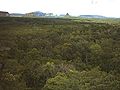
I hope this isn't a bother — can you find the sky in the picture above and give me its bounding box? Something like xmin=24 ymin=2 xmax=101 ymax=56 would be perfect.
xmin=0 ymin=0 xmax=120 ymax=17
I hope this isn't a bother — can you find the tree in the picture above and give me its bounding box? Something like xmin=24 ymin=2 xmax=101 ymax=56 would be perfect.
xmin=43 ymin=67 xmax=120 ymax=90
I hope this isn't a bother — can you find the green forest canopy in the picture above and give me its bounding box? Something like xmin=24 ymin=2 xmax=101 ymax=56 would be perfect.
xmin=0 ymin=17 xmax=120 ymax=90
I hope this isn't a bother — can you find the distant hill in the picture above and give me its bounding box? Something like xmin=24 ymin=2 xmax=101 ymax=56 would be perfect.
xmin=59 ymin=13 xmax=71 ymax=17
xmin=25 ymin=11 xmax=46 ymax=17
xmin=10 ymin=13 xmax=24 ymax=17
xmin=59 ymin=14 xmax=65 ymax=17
xmin=33 ymin=11 xmax=46 ymax=16
xmin=80 ymin=15 xmax=107 ymax=18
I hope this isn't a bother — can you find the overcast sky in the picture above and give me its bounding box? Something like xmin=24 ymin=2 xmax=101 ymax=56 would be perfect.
xmin=0 ymin=0 xmax=120 ymax=17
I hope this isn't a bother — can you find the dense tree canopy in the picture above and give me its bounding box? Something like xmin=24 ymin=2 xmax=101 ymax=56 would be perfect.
xmin=0 ymin=17 xmax=120 ymax=90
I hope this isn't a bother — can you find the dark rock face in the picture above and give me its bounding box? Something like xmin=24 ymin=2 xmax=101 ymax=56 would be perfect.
xmin=0 ymin=11 xmax=9 ymax=17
